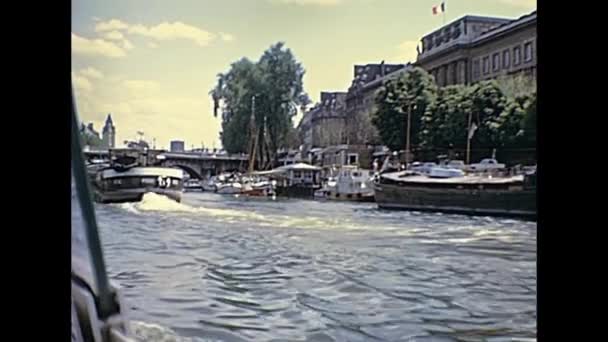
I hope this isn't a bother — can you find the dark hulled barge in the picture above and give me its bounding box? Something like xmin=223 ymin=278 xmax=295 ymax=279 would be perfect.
xmin=374 ymin=170 xmax=536 ymax=219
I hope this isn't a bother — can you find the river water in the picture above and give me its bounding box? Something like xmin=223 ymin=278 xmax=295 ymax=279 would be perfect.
xmin=89 ymin=192 xmax=536 ymax=342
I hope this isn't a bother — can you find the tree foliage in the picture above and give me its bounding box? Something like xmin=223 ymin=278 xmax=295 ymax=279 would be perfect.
xmin=419 ymin=85 xmax=471 ymax=149
xmin=210 ymin=42 xmax=309 ymax=168
xmin=371 ymin=67 xmax=437 ymax=151
xmin=79 ymin=123 xmax=103 ymax=147
xmin=372 ymin=68 xmax=537 ymax=161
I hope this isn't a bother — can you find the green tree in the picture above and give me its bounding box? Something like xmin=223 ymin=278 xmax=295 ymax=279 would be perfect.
xmin=79 ymin=123 xmax=103 ymax=147
xmin=211 ymin=42 xmax=309 ymax=168
xmin=419 ymin=85 xmax=471 ymax=150
xmin=469 ymin=80 xmax=511 ymax=149
xmin=520 ymin=92 xmax=536 ymax=148
xmin=371 ymin=67 xmax=437 ymax=151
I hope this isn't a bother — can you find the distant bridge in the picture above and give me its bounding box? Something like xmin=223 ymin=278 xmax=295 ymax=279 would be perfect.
xmin=83 ymin=149 xmax=249 ymax=179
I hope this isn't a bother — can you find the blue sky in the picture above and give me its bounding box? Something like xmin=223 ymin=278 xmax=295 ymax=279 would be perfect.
xmin=72 ymin=0 xmax=536 ymax=150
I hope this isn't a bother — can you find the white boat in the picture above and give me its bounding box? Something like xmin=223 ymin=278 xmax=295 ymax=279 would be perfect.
xmin=324 ymin=166 xmax=375 ymax=202
xmin=216 ymin=181 xmax=243 ymax=194
xmin=313 ymin=176 xmax=337 ymax=199
xmin=201 ymin=177 xmax=218 ymax=192
xmin=242 ymin=178 xmax=276 ymax=196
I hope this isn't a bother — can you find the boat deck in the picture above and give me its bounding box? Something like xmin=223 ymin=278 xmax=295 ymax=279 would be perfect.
xmin=381 ymin=171 xmax=524 ymax=184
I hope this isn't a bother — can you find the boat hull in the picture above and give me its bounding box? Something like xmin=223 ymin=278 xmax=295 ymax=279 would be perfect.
xmin=216 ymin=184 xmax=242 ymax=194
xmin=276 ymin=185 xmax=319 ymax=199
xmin=93 ymin=187 xmax=182 ymax=203
xmin=201 ymin=184 xmax=217 ymax=192
xmin=327 ymin=190 xmax=375 ymax=202
xmin=374 ymin=182 xmax=536 ymax=220
xmin=93 ymin=166 xmax=184 ymax=203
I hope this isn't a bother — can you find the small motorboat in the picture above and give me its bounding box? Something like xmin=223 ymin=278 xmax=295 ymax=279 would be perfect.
xmin=184 ymin=179 xmax=202 ymax=192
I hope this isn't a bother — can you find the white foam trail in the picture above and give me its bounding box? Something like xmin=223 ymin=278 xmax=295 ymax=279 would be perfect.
xmin=129 ymin=321 xmax=225 ymax=342
xmin=129 ymin=321 xmax=192 ymax=342
xmin=112 ymin=193 xmax=375 ymax=231
xmin=114 ymin=202 xmax=140 ymax=214
xmin=136 ymin=193 xmax=196 ymax=213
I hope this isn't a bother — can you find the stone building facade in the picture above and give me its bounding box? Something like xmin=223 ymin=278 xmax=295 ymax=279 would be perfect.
xmin=298 ymin=91 xmax=347 ymax=154
xmin=415 ymin=11 xmax=536 ymax=87
xmin=344 ymin=62 xmax=410 ymax=145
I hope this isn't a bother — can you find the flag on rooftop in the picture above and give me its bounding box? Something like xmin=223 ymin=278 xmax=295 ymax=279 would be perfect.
xmin=432 ymin=2 xmax=445 ymax=15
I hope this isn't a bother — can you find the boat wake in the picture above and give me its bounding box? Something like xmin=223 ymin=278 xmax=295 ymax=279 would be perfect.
xmin=113 ymin=193 xmax=196 ymax=214
xmin=130 ymin=321 xmax=223 ymax=342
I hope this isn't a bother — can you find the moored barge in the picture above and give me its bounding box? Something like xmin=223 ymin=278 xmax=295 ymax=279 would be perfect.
xmin=374 ymin=171 xmax=536 ymax=219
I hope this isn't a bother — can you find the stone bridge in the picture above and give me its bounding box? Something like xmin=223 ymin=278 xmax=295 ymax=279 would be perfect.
xmin=83 ymin=149 xmax=249 ymax=179
xmin=159 ymin=152 xmax=248 ymax=179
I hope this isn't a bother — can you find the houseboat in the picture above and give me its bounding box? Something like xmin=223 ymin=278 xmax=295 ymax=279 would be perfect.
xmin=374 ymin=170 xmax=536 ymax=219
xmin=91 ymin=149 xmax=184 ymax=203
xmin=256 ymin=163 xmax=322 ymax=198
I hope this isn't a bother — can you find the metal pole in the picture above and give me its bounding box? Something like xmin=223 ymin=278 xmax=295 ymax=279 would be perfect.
xmin=71 ymin=85 xmax=116 ymax=319
xmin=405 ymin=102 xmax=412 ymax=169
xmin=466 ymin=110 xmax=472 ymax=165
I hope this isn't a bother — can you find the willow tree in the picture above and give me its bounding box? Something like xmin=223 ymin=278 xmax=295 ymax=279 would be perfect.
xmin=210 ymin=42 xmax=309 ymax=169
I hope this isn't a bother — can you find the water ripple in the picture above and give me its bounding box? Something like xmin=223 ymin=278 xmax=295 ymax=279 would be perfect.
xmin=82 ymin=192 xmax=536 ymax=342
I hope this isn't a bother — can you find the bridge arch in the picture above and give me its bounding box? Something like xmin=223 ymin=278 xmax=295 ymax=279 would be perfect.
xmin=168 ymin=164 xmax=202 ymax=179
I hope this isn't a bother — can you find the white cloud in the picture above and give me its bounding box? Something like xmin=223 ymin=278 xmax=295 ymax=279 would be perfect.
xmin=103 ymin=30 xmax=125 ymax=41
xmin=79 ymin=67 xmax=104 ymax=80
xmin=271 ymin=0 xmax=342 ymax=5
xmin=219 ymin=32 xmax=235 ymax=42
xmin=94 ymin=19 xmax=225 ymax=47
xmin=95 ymin=19 xmax=129 ymax=32
xmin=396 ymin=40 xmax=419 ymax=63
xmin=72 ymin=72 xmax=93 ymax=93
xmin=122 ymin=39 xmax=134 ymax=50
xmin=128 ymin=21 xmax=216 ymax=47
xmin=498 ymin=0 xmax=537 ymax=9
xmin=122 ymin=80 xmax=161 ymax=96
xmin=147 ymin=42 xmax=159 ymax=48
xmin=72 ymin=33 xmax=127 ymax=58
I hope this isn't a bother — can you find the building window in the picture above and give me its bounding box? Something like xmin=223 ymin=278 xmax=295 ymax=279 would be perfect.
xmin=524 ymin=42 xmax=533 ymax=62
xmin=513 ymin=46 xmax=521 ymax=66
xmin=473 ymin=60 xmax=480 ymax=79
xmin=294 ymin=171 xmax=301 ymax=178
xmin=482 ymin=56 xmax=490 ymax=75
xmin=503 ymin=49 xmax=510 ymax=68
xmin=492 ymin=53 xmax=500 ymax=72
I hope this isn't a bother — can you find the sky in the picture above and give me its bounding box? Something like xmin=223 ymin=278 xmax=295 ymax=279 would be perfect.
xmin=72 ymin=0 xmax=536 ymax=150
